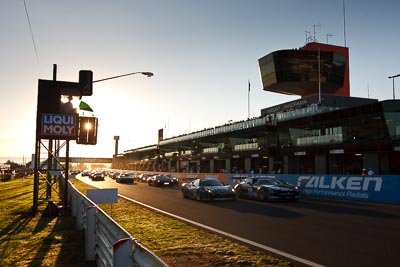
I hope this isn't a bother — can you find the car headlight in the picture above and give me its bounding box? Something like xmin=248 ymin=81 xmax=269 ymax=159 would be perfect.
xmin=204 ymin=188 xmax=213 ymax=194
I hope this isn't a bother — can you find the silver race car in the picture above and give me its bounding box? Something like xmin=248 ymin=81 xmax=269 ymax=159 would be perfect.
xmin=234 ymin=177 xmax=300 ymax=201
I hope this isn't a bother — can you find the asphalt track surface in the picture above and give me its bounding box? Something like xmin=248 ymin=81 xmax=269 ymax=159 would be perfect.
xmin=79 ymin=176 xmax=400 ymax=267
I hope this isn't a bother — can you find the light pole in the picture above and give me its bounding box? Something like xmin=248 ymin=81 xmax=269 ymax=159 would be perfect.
xmin=388 ymin=74 xmax=400 ymax=100
xmin=93 ymin=71 xmax=154 ymax=83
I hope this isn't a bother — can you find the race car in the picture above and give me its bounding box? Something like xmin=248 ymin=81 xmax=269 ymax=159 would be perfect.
xmin=234 ymin=177 xmax=300 ymax=201
xmin=181 ymin=178 xmax=236 ymax=201
xmin=148 ymin=174 xmax=179 ymax=187
xmin=116 ymin=172 xmax=135 ymax=183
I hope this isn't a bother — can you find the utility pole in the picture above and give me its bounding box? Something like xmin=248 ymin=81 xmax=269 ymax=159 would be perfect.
xmin=388 ymin=74 xmax=400 ymax=99
xmin=326 ymin=33 xmax=333 ymax=44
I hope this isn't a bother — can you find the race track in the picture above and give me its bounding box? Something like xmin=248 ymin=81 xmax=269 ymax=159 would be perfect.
xmin=78 ymin=176 xmax=400 ymax=267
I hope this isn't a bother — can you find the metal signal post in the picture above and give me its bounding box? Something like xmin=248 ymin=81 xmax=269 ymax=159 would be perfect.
xmin=32 ymin=66 xmax=94 ymax=215
xmin=32 ymin=67 xmax=153 ymax=215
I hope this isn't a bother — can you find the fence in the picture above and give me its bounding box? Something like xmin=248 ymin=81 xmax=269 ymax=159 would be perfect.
xmin=68 ymin=181 xmax=168 ymax=267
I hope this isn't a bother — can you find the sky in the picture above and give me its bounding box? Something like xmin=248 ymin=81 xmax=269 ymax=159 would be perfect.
xmin=1 ymin=0 xmax=399 ymax=163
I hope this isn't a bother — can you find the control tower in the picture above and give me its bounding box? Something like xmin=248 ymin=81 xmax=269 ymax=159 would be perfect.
xmin=258 ymin=42 xmax=350 ymax=98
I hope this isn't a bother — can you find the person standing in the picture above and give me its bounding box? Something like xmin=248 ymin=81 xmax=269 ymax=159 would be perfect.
xmin=361 ymin=168 xmax=368 ymax=176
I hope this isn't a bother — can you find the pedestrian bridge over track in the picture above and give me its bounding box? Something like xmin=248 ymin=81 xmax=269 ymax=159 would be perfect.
xmin=59 ymin=157 xmax=113 ymax=163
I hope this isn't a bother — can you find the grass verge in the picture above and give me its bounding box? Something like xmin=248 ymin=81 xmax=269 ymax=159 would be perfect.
xmin=0 ymin=177 xmax=292 ymax=266
xmin=0 ymin=177 xmax=92 ymax=267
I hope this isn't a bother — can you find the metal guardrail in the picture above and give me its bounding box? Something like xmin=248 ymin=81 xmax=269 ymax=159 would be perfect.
xmin=69 ymin=182 xmax=168 ymax=267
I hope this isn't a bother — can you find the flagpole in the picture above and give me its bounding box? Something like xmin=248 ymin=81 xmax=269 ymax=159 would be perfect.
xmin=318 ymin=47 xmax=321 ymax=104
xmin=343 ymin=0 xmax=347 ymax=47
xmin=248 ymin=80 xmax=250 ymax=119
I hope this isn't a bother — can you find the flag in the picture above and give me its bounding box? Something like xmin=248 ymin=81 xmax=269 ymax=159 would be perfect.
xmin=248 ymin=80 xmax=251 ymax=92
xmin=79 ymin=101 xmax=93 ymax=112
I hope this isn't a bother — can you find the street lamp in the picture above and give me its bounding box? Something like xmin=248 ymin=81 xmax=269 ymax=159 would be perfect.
xmin=90 ymin=71 xmax=153 ymax=169
xmin=388 ymin=74 xmax=400 ymax=100
xmin=93 ymin=71 xmax=154 ymax=83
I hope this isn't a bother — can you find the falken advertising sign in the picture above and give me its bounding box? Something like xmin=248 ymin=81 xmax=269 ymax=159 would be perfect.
xmin=40 ymin=113 xmax=78 ymax=139
xmin=286 ymin=174 xmax=399 ymax=204
xmin=226 ymin=174 xmax=400 ymax=204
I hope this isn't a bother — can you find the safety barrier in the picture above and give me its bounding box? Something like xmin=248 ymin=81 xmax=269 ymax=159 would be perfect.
xmin=69 ymin=182 xmax=168 ymax=267
xmin=226 ymin=174 xmax=400 ymax=204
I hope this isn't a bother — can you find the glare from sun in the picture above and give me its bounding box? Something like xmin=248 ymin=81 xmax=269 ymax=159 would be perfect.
xmin=71 ymin=97 xmax=81 ymax=108
xmin=60 ymin=95 xmax=70 ymax=103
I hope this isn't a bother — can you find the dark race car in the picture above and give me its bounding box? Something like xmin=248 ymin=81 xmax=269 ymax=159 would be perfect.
xmin=181 ymin=178 xmax=236 ymax=201
xmin=111 ymin=172 xmax=121 ymax=180
xmin=137 ymin=173 xmax=154 ymax=183
xmin=148 ymin=175 xmax=179 ymax=187
xmin=116 ymin=172 xmax=135 ymax=183
xmin=91 ymin=172 xmax=105 ymax=181
xmin=234 ymin=177 xmax=300 ymax=201
xmin=81 ymin=170 xmax=90 ymax=177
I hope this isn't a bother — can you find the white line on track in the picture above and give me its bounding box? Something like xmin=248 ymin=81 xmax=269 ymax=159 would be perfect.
xmin=118 ymin=194 xmax=326 ymax=267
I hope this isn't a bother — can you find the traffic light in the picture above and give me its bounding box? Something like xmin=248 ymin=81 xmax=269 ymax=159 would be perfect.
xmin=76 ymin=117 xmax=98 ymax=145
xmin=79 ymin=70 xmax=93 ymax=96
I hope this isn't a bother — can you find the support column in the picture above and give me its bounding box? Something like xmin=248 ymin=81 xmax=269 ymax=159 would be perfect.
xmin=245 ymin=158 xmax=251 ymax=173
xmin=284 ymin=155 xmax=289 ymax=174
xmin=209 ymin=159 xmax=215 ymax=173
xmin=269 ymin=157 xmax=274 ymax=173
xmin=225 ymin=159 xmax=231 ymax=173
xmin=315 ymin=154 xmax=327 ymax=174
